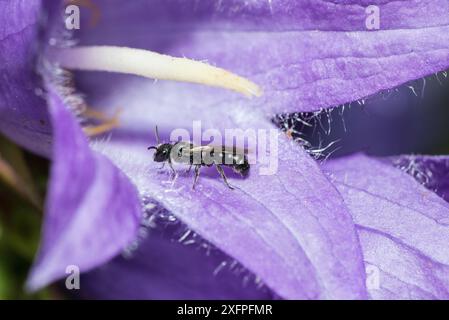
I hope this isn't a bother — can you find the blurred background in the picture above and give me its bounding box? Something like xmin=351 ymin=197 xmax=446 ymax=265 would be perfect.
xmin=0 ymin=135 xmax=51 ymax=299
xmin=1 ymin=65 xmax=448 ymax=299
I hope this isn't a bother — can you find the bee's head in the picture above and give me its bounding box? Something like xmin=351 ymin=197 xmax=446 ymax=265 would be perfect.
xmin=148 ymin=143 xmax=172 ymax=162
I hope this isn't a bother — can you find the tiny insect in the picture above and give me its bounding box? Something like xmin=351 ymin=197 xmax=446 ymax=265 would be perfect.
xmin=147 ymin=127 xmax=250 ymax=190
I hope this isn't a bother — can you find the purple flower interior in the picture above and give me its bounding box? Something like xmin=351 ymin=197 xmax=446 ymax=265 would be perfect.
xmin=1 ymin=0 xmax=449 ymax=299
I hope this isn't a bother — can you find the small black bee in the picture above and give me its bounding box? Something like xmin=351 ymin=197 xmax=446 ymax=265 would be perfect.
xmin=148 ymin=127 xmax=250 ymax=190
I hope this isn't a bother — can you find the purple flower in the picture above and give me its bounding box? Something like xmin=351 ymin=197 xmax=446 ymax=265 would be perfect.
xmin=1 ymin=0 xmax=449 ymax=299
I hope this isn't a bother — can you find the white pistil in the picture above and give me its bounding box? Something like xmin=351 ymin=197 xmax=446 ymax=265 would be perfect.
xmin=51 ymin=46 xmax=262 ymax=98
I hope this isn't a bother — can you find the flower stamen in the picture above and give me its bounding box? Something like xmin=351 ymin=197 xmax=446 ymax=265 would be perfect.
xmin=51 ymin=46 xmax=263 ymax=98
xmin=82 ymin=107 xmax=122 ymax=137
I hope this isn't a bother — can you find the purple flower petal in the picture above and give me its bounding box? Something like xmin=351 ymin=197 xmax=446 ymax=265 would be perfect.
xmin=323 ymin=154 xmax=449 ymax=299
xmin=26 ymin=91 xmax=141 ymax=291
xmin=392 ymin=155 xmax=449 ymax=202
xmin=22 ymin=0 xmax=448 ymax=298
xmin=0 ymin=0 xmax=445 ymax=300
xmin=358 ymin=226 xmax=449 ymax=299
xmin=0 ymin=0 xmax=52 ymax=156
xmin=89 ymin=127 xmax=366 ymax=299
xmin=78 ymin=213 xmax=276 ymax=300
xmin=76 ymin=0 xmax=449 ymax=114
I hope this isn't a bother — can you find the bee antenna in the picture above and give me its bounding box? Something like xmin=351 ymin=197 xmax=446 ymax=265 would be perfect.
xmin=147 ymin=146 xmax=157 ymax=150
xmin=155 ymin=126 xmax=161 ymax=145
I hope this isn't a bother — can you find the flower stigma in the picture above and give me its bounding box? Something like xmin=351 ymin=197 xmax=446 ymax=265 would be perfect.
xmin=50 ymin=46 xmax=263 ymax=98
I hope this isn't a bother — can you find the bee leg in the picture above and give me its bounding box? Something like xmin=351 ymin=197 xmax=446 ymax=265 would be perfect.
xmin=216 ymin=165 xmax=234 ymax=190
xmin=192 ymin=165 xmax=201 ymax=190
xmin=186 ymin=164 xmax=193 ymax=174
xmin=158 ymin=163 xmax=165 ymax=170
xmin=168 ymin=158 xmax=176 ymax=177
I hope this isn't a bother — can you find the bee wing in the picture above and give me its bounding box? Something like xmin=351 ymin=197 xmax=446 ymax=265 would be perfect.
xmin=191 ymin=144 xmax=252 ymax=155
xmin=221 ymin=146 xmax=253 ymax=155
xmin=189 ymin=145 xmax=214 ymax=153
